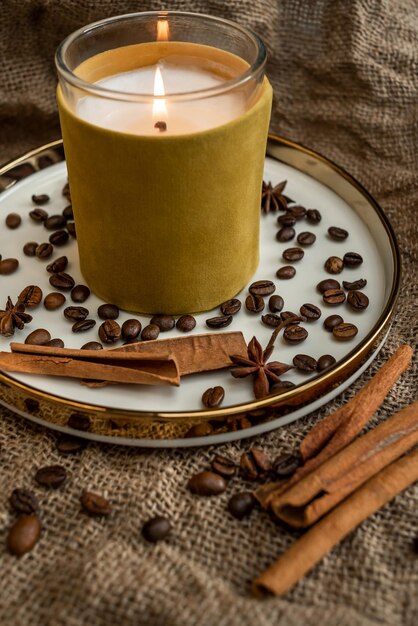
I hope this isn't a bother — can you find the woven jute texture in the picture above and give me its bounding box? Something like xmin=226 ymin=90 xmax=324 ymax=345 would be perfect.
xmin=1 ymin=1 xmax=418 ymax=625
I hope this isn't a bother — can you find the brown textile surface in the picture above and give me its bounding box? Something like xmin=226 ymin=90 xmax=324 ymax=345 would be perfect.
xmin=1 ymin=1 xmax=418 ymax=625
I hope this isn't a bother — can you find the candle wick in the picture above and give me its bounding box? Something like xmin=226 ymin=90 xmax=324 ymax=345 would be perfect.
xmin=154 ymin=121 xmax=167 ymax=132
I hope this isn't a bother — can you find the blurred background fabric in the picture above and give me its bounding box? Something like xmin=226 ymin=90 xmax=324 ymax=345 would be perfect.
xmin=0 ymin=1 xmax=417 ymax=625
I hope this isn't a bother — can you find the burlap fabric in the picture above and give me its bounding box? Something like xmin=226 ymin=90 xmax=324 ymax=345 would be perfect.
xmin=0 ymin=1 xmax=417 ymax=624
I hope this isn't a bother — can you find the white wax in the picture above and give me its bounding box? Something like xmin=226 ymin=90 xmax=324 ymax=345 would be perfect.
xmin=76 ymin=60 xmax=247 ymax=135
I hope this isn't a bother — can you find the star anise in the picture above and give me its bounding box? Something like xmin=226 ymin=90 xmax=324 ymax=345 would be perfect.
xmin=261 ymin=180 xmax=292 ymax=213
xmin=0 ymin=297 xmax=32 ymax=337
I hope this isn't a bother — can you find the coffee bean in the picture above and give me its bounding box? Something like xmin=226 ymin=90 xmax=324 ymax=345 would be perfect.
xmin=7 ymin=514 xmax=41 ymax=556
xmin=276 ymin=265 xmax=296 ymax=279
xmin=245 ymin=294 xmax=264 ymax=313
xmin=80 ymin=491 xmax=112 ymax=516
xmin=0 ymin=258 xmax=19 ymax=274
xmin=71 ymin=284 xmax=90 ymax=303
xmin=262 ymin=313 xmax=281 ymax=327
xmin=46 ymin=338 xmax=65 ymax=348
xmin=328 ymin=226 xmax=349 ymax=240
xmin=211 ymin=454 xmax=237 ymax=479
xmin=272 ymin=453 xmax=300 ymax=478
xmin=317 ymin=354 xmax=337 ymax=371
xmin=49 ymin=272 xmax=75 ymax=290
xmin=24 ymin=398 xmax=40 ymax=412
xmin=176 ymin=314 xmax=196 ymax=332
xmin=317 ymin=278 xmax=340 ymax=293
xmin=228 ymin=492 xmax=256 ymax=520
xmin=66 ymin=222 xmax=76 ymax=238
xmin=121 ymin=319 xmax=142 ymax=340
xmin=64 ymin=306 xmax=89 ymax=322
xmin=269 ymin=294 xmax=284 ymax=312
xmin=5 ymin=213 xmax=21 ymax=229
xmin=283 ymin=324 xmax=308 ymax=343
xmin=25 ymin=328 xmax=51 ymax=345
xmin=270 ymin=380 xmax=296 ymax=393
xmin=342 ymin=278 xmax=367 ymax=291
xmin=293 ymin=353 xmax=317 ymax=372
xmin=324 ymin=314 xmax=344 ymax=331
xmin=151 ymin=314 xmax=175 ymax=331
xmin=81 ymin=341 xmax=103 ymax=350
xmin=276 ymin=226 xmax=295 ymax=242
xmin=240 ymin=448 xmax=271 ymax=480
xmin=18 ymin=285 xmax=43 ymax=309
xmin=97 ymin=303 xmax=119 ymax=320
xmin=202 ymin=386 xmax=225 ymax=408
xmin=97 ymin=320 xmax=120 ymax=343
xmin=333 ymin=322 xmax=358 ymax=340
xmin=206 ymin=314 xmax=233 ymax=328
xmin=10 ymin=489 xmax=39 ymax=515
xmin=62 ymin=182 xmax=71 ymax=201
xmin=249 ymin=280 xmax=275 ymax=297
xmin=46 ymin=256 xmax=68 ymax=273
xmin=56 ymin=434 xmax=87 ymax=454
xmin=323 ymin=288 xmax=346 ymax=305
xmin=184 ymin=422 xmax=213 ymax=438
xmin=141 ymin=324 xmax=160 ymax=340
xmin=35 ymin=243 xmax=53 ymax=259
xmin=49 ymin=229 xmax=69 ymax=246
xmin=23 ymin=241 xmax=38 ymax=256
xmin=324 ymin=256 xmax=344 ymax=274
xmin=306 ymin=208 xmax=322 ymax=223
xmin=300 ymin=303 xmax=321 ymax=321
xmin=35 ymin=465 xmax=67 ymax=489
xmin=280 ymin=310 xmax=300 ymax=322
xmin=32 ymin=193 xmax=49 ymax=204
xmin=142 ymin=516 xmax=171 ymax=542
xmin=72 ymin=319 xmax=96 ymax=333
xmin=220 ymin=298 xmax=241 ymax=316
xmin=343 ymin=252 xmax=363 ymax=267
xmin=29 ymin=207 xmax=48 ymax=222
xmin=297 ymin=231 xmax=316 ymax=246
xmin=62 ymin=205 xmax=74 ymax=219
xmin=282 ymin=247 xmax=304 ymax=262
xmin=44 ymin=292 xmax=66 ymax=310
xmin=68 ymin=412 xmax=91 ymax=431
xmin=277 ymin=213 xmax=296 ymax=227
xmin=188 ymin=471 xmax=226 ymax=496
xmin=287 ymin=205 xmax=306 ymax=219
xmin=347 ymin=290 xmax=369 ymax=310
xmin=44 ymin=215 xmax=67 ymax=231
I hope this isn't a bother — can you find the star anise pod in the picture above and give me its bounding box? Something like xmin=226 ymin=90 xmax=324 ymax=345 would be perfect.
xmin=261 ymin=180 xmax=292 ymax=213
xmin=0 ymin=297 xmax=32 ymax=337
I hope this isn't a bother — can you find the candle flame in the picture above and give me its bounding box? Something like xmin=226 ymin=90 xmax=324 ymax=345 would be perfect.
xmin=157 ymin=18 xmax=169 ymax=41
xmin=153 ymin=66 xmax=167 ymax=119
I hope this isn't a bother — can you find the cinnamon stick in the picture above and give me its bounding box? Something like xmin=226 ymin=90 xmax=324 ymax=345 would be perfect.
xmin=253 ymin=447 xmax=418 ymax=597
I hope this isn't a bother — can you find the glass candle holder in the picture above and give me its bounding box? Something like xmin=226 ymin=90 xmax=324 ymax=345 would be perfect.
xmin=56 ymin=11 xmax=272 ymax=314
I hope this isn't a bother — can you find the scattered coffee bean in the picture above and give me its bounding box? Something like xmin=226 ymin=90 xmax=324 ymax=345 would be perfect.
xmin=24 ymin=398 xmax=39 ymax=412
xmin=49 ymin=272 xmax=75 ymax=290
xmin=151 ymin=314 xmax=175 ymax=331
xmin=62 ymin=182 xmax=71 ymax=201
xmin=272 ymin=453 xmax=300 ymax=478
xmin=324 ymin=256 xmax=344 ymax=274
xmin=228 ymin=492 xmax=256 ymax=520
xmin=141 ymin=324 xmax=160 ymax=341
xmin=72 ymin=319 xmax=96 ymax=333
xmin=269 ymin=294 xmax=284 ymax=312
xmin=276 ymin=265 xmax=296 ymax=279
xmin=62 ymin=205 xmax=74 ymax=219
xmin=66 ymin=222 xmax=76 ymax=238
xmin=202 ymin=386 xmax=225 ymax=408
xmin=44 ymin=292 xmax=66 ymax=310
xmin=97 ymin=303 xmax=119 ymax=320
xmin=46 ymin=256 xmax=68 ymax=273
xmin=35 ymin=243 xmax=53 ymax=259
xmin=240 ymin=448 xmax=271 ymax=480
xmin=297 ymin=231 xmax=316 ymax=246
xmin=293 ymin=353 xmax=317 ymax=372
xmin=347 ymin=290 xmax=369 ymax=310
xmin=211 ymin=454 xmax=237 ymax=479
xmin=49 ymin=229 xmax=69 ymax=246
xmin=23 ymin=241 xmax=38 ymax=256
xmin=245 ymin=294 xmax=264 ymax=313
xmin=10 ymin=489 xmax=39 ymax=515
xmin=44 ymin=215 xmax=67 ymax=231
xmin=323 ymin=288 xmax=346 ymax=305
xmin=270 ymin=380 xmax=296 ymax=393
xmin=18 ymin=285 xmax=43 ymax=309
xmin=277 ymin=213 xmax=296 ymax=227
xmin=29 ymin=207 xmax=48 ymax=222
xmin=328 ymin=226 xmax=349 ymax=240
xmin=188 ymin=471 xmax=226 ymax=496
xmin=276 ymin=226 xmax=295 ymax=242
xmin=300 ymin=303 xmax=321 ymax=321
xmin=287 ymin=205 xmax=306 ymax=219
xmin=342 ymin=278 xmax=367 ymax=291
xmin=71 ymin=284 xmax=90 ymax=303
xmin=25 ymin=328 xmax=51 ymax=345
xmin=81 ymin=341 xmax=103 ymax=350
xmin=280 ymin=310 xmax=300 ymax=322
xmin=176 ymin=314 xmax=196 ymax=332
xmin=121 ymin=319 xmax=142 ymax=340
xmin=206 ymin=314 xmax=233 ymax=328
xmin=35 ymin=465 xmax=67 ymax=489
xmin=46 ymin=338 xmax=65 ymax=348
xmin=64 ymin=306 xmax=89 ymax=322
xmin=142 ymin=516 xmax=171 ymax=543
xmin=249 ymin=280 xmax=275 ymax=297
xmin=184 ymin=422 xmax=213 ymax=438
xmin=80 ymin=491 xmax=112 ymax=516
xmin=317 ymin=278 xmax=340 ymax=293
xmin=333 ymin=322 xmax=358 ymax=340
xmin=282 ymin=247 xmax=304 ymax=262
xmin=5 ymin=213 xmax=21 ymax=229
xmin=317 ymin=354 xmax=337 ymax=371
xmin=262 ymin=313 xmax=282 ymax=327
xmin=68 ymin=412 xmax=91 ymax=431
xmin=56 ymin=434 xmax=87 ymax=454
xmin=7 ymin=514 xmax=41 ymax=556
xmin=32 ymin=193 xmax=49 ymax=205
xmin=306 ymin=208 xmax=322 ymax=223
xmin=0 ymin=258 xmax=19 ymax=274
xmin=343 ymin=252 xmax=363 ymax=267
xmin=283 ymin=324 xmax=308 ymax=343
xmin=324 ymin=314 xmax=344 ymax=331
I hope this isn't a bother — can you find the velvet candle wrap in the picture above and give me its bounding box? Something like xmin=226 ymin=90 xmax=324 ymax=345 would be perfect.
xmin=57 ymin=40 xmax=272 ymax=314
